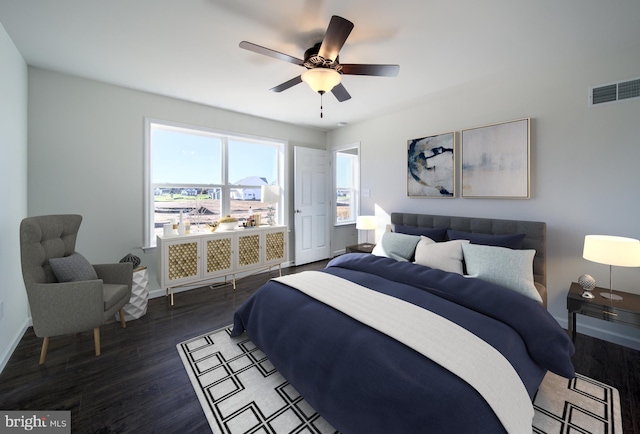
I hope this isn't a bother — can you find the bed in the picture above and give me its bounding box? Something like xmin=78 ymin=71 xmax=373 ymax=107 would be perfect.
xmin=231 ymin=213 xmax=575 ymax=433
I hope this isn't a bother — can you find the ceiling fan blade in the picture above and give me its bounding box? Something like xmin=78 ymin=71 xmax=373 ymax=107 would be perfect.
xmin=341 ymin=64 xmax=400 ymax=77
xmin=239 ymin=41 xmax=304 ymax=66
xmin=331 ymin=83 xmax=351 ymax=102
xmin=270 ymin=75 xmax=303 ymax=92
xmin=318 ymin=16 xmax=354 ymax=62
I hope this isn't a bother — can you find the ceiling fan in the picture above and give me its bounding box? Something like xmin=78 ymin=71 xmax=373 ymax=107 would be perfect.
xmin=239 ymin=15 xmax=399 ymax=116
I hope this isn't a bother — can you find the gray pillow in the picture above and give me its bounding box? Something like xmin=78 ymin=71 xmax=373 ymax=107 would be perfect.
xmin=49 ymin=252 xmax=98 ymax=282
xmin=461 ymin=243 xmax=542 ymax=303
xmin=371 ymin=232 xmax=420 ymax=262
xmin=414 ymin=236 xmax=469 ymax=274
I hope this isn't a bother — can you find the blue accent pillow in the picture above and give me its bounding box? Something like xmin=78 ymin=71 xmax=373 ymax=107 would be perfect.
xmin=371 ymin=232 xmax=421 ymax=262
xmin=394 ymin=225 xmax=448 ymax=242
xmin=462 ymin=243 xmax=542 ymax=303
xmin=49 ymin=252 xmax=98 ymax=282
xmin=447 ymin=230 xmax=525 ymax=249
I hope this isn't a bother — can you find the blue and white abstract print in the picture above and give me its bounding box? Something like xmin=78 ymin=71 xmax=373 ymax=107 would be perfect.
xmin=407 ymin=132 xmax=455 ymax=197
xmin=461 ymin=118 xmax=529 ymax=198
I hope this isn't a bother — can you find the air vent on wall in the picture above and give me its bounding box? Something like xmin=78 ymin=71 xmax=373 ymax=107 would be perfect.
xmin=589 ymin=77 xmax=640 ymax=106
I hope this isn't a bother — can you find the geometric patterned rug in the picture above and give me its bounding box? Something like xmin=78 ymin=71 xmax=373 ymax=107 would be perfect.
xmin=533 ymin=371 xmax=623 ymax=434
xmin=177 ymin=326 xmax=623 ymax=434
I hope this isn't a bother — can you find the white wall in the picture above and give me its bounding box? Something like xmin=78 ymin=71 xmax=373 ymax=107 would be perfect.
xmin=0 ymin=24 xmax=29 ymax=372
xmin=27 ymin=68 xmax=325 ymax=297
xmin=328 ymin=45 xmax=640 ymax=348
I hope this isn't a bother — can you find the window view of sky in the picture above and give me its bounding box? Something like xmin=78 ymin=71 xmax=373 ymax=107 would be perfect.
xmin=152 ymin=129 xmax=279 ymax=185
xmin=336 ymin=153 xmax=355 ymax=187
xmin=153 ymin=125 xmax=355 ymax=188
xmin=228 ymin=139 xmax=278 ymax=185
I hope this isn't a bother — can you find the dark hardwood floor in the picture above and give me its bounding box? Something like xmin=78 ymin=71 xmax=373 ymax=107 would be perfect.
xmin=1 ymin=260 xmax=638 ymax=433
xmin=571 ymin=332 xmax=640 ymax=434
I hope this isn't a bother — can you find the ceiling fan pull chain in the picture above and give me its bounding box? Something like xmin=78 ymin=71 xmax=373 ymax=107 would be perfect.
xmin=320 ymin=92 xmax=324 ymax=118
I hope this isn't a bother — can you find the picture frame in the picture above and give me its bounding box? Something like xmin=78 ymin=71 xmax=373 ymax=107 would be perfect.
xmin=407 ymin=131 xmax=455 ymax=198
xmin=461 ymin=118 xmax=530 ymax=199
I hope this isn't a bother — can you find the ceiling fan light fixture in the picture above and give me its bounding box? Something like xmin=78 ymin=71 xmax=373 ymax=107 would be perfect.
xmin=301 ymin=68 xmax=341 ymax=94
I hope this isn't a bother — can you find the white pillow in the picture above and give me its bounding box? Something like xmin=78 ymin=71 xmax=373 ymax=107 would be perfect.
xmin=413 ymin=236 xmax=469 ymax=274
xmin=461 ymin=243 xmax=542 ymax=303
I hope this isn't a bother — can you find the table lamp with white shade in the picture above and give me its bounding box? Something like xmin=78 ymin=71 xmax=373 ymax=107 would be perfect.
xmin=582 ymin=234 xmax=640 ymax=301
xmin=356 ymin=215 xmax=377 ymax=248
xmin=261 ymin=185 xmax=281 ymax=225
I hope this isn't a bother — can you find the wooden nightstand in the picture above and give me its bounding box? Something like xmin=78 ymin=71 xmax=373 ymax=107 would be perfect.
xmin=346 ymin=243 xmax=375 ymax=254
xmin=567 ymin=282 xmax=640 ymax=341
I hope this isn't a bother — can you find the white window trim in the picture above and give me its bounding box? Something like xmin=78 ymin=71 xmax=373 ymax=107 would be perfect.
xmin=143 ymin=117 xmax=287 ymax=250
xmin=332 ymin=142 xmax=361 ymax=227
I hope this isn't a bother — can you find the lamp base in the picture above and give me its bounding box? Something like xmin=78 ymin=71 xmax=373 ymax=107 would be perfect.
xmin=266 ymin=206 xmax=275 ymax=226
xmin=600 ymin=291 xmax=623 ymax=301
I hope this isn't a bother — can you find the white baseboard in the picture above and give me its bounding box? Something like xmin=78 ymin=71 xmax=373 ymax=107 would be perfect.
xmin=0 ymin=318 xmax=31 ymax=375
xmin=553 ymin=314 xmax=640 ymax=350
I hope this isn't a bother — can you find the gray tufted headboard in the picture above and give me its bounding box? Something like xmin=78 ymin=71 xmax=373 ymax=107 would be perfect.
xmin=390 ymin=212 xmax=547 ymax=306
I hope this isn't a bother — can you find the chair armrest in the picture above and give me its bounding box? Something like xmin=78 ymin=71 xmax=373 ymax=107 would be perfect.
xmin=94 ymin=262 xmax=133 ymax=287
xmin=26 ymin=281 xmax=104 ymax=337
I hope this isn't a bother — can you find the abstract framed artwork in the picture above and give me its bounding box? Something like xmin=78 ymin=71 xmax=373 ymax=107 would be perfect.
xmin=407 ymin=131 xmax=455 ymax=198
xmin=461 ymin=118 xmax=530 ymax=199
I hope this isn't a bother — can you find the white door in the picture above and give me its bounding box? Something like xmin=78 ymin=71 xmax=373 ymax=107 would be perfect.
xmin=294 ymin=146 xmax=330 ymax=265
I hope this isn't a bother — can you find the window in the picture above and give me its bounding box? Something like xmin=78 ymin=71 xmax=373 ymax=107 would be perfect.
xmin=334 ymin=145 xmax=360 ymax=225
xmin=144 ymin=119 xmax=285 ymax=248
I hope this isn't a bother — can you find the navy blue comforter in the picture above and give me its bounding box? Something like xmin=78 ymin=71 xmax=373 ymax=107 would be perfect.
xmin=232 ymin=254 xmax=575 ymax=434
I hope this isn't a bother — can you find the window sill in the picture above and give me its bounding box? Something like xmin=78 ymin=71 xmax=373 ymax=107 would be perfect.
xmin=334 ymin=221 xmax=356 ymax=227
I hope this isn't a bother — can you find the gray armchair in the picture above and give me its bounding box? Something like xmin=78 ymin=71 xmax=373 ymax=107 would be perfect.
xmin=19 ymin=214 xmax=132 ymax=364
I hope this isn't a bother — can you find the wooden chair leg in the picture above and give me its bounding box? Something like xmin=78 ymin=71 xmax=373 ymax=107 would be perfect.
xmin=119 ymin=308 xmax=127 ymax=329
xmin=39 ymin=337 xmax=49 ymax=365
xmin=94 ymin=327 xmax=101 ymax=356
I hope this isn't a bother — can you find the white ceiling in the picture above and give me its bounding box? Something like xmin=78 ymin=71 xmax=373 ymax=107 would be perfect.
xmin=1 ymin=0 xmax=639 ymax=131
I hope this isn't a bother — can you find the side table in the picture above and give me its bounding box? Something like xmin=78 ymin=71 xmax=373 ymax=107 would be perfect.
xmin=567 ymin=282 xmax=640 ymax=341
xmin=116 ymin=266 xmax=149 ymax=322
xmin=346 ymin=243 xmax=375 ymax=254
